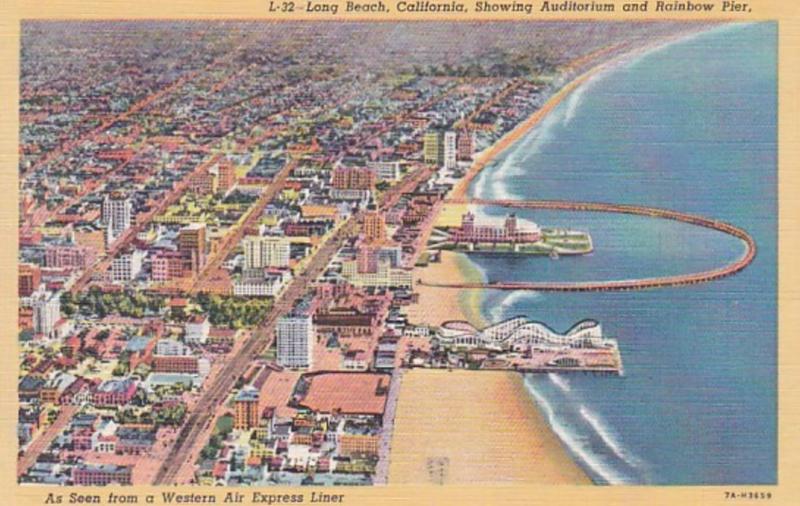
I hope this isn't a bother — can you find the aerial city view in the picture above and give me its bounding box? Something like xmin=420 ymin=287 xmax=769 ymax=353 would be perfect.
xmin=17 ymin=20 xmax=776 ymax=487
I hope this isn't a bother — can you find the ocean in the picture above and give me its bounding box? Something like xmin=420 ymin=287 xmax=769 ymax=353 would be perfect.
xmin=466 ymin=22 xmax=777 ymax=485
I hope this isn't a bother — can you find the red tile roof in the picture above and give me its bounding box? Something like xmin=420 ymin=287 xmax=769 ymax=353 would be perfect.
xmin=298 ymin=372 xmax=388 ymax=416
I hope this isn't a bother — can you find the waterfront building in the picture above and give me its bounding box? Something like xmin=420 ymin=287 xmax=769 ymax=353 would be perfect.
xmin=102 ymin=192 xmax=132 ymax=244
xmin=453 ymin=212 xmax=541 ymax=244
xmin=443 ymin=131 xmax=457 ymax=170
xmin=338 ymin=429 xmax=380 ymax=457
xmin=242 ymin=235 xmax=290 ymax=269
xmin=276 ymin=310 xmax=314 ymax=370
xmin=457 ymin=129 xmax=476 ymax=161
xmin=341 ymin=258 xmax=412 ymax=289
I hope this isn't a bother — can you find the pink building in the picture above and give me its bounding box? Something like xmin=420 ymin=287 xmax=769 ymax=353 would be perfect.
xmin=72 ymin=464 xmax=132 ymax=486
xmin=71 ymin=427 xmax=94 ymax=451
xmin=457 ymin=130 xmax=475 ymax=161
xmin=356 ymin=245 xmax=380 ymax=274
xmin=92 ymin=379 xmax=137 ymax=407
xmin=452 ymin=213 xmax=541 ymax=244
xmin=45 ymin=244 xmax=95 ymax=269
xmin=151 ymin=251 xmax=188 ymax=282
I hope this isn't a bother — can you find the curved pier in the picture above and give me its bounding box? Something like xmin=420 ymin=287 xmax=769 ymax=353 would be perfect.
xmin=420 ymin=199 xmax=756 ymax=292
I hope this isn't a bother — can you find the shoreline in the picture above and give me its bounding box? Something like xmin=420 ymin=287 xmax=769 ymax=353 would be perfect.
xmin=398 ymin=26 xmax=724 ymax=486
xmin=388 ymin=369 xmax=592 ymax=484
xmin=405 ymin=250 xmax=487 ymax=329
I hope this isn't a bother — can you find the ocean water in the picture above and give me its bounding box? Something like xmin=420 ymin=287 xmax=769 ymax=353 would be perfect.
xmin=466 ymin=22 xmax=777 ymax=485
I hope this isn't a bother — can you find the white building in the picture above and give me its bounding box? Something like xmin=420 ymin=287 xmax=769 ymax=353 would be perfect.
xmin=110 ymin=250 xmax=145 ymax=283
xmin=103 ymin=193 xmax=132 ymax=244
xmin=155 ymin=339 xmax=190 ymax=356
xmin=184 ymin=315 xmax=210 ymax=345
xmin=276 ymin=314 xmax=314 ymax=369
xmin=341 ymin=259 xmax=412 ymax=289
xmin=32 ymin=290 xmax=61 ymax=338
xmin=367 ymin=161 xmax=401 ymax=181
xmin=233 ymin=270 xmax=291 ymax=297
xmin=443 ymin=131 xmax=457 ymax=170
xmin=242 ymin=235 xmax=291 ymax=269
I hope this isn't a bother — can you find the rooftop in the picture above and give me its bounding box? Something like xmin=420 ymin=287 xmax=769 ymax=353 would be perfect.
xmin=297 ymin=372 xmax=389 ymax=416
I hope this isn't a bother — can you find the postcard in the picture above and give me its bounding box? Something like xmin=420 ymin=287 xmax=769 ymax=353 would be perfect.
xmin=3 ymin=1 xmax=798 ymax=505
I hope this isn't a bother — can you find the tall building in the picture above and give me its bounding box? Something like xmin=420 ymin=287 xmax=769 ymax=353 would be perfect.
xmin=457 ymin=129 xmax=476 ymax=161
xmin=276 ymin=310 xmax=314 ymax=369
xmin=234 ymin=387 xmax=260 ymax=430
xmin=423 ymin=131 xmax=442 ymax=165
xmin=110 ymin=250 xmax=145 ymax=283
xmin=178 ymin=223 xmax=206 ymax=273
xmin=102 ymin=193 xmax=132 ymax=244
xmin=19 ymin=263 xmax=41 ymax=297
xmin=443 ymin=131 xmax=457 ymax=170
xmin=362 ymin=211 xmax=386 ymax=244
xmin=32 ymin=290 xmax=61 ymax=337
xmin=216 ymin=161 xmax=237 ymax=194
xmin=242 ymin=235 xmax=291 ymax=269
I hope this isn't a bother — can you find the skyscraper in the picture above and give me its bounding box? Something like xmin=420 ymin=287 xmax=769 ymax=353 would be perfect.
xmin=443 ymin=131 xmax=457 ymax=170
xmin=32 ymin=290 xmax=61 ymax=338
xmin=102 ymin=192 xmax=132 ymax=244
xmin=276 ymin=310 xmax=314 ymax=369
xmin=457 ymin=129 xmax=476 ymax=161
xmin=423 ymin=130 xmax=442 ymax=165
xmin=178 ymin=223 xmax=207 ymax=274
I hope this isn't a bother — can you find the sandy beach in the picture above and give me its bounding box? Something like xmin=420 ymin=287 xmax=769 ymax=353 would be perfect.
xmin=405 ymin=250 xmax=486 ymax=329
xmin=395 ymin=30 xmax=719 ymax=485
xmin=388 ymin=369 xmax=591 ymax=484
xmin=394 ymin=45 xmax=638 ymax=486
